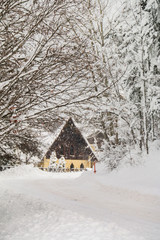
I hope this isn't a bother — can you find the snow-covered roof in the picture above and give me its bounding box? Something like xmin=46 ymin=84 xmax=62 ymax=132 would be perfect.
xmin=44 ymin=117 xmax=98 ymax=161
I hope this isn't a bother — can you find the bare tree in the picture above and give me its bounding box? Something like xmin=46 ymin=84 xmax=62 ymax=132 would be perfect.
xmin=0 ymin=0 xmax=97 ymax=165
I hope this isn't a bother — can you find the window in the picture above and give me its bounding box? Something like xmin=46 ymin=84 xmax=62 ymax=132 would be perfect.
xmin=70 ymin=145 xmax=74 ymax=155
xmin=60 ymin=145 xmax=64 ymax=155
xmin=70 ymin=163 xmax=74 ymax=171
xmin=80 ymin=163 xmax=84 ymax=169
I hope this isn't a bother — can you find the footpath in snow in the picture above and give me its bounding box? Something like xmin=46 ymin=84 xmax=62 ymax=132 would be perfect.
xmin=0 ymin=145 xmax=160 ymax=240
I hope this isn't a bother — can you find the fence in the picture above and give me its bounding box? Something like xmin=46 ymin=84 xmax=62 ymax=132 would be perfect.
xmin=0 ymin=165 xmax=19 ymax=171
xmin=0 ymin=165 xmax=88 ymax=172
xmin=39 ymin=167 xmax=87 ymax=172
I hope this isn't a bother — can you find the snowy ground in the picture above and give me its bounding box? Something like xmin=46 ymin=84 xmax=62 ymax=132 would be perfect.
xmin=0 ymin=146 xmax=160 ymax=240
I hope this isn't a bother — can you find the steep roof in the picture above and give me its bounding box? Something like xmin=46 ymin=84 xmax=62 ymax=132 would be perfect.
xmin=45 ymin=117 xmax=98 ymax=162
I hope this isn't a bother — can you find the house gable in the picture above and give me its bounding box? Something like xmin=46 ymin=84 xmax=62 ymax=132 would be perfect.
xmin=45 ymin=118 xmax=97 ymax=162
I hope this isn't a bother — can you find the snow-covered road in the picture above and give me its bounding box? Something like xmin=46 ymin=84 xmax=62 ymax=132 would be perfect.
xmin=0 ymin=165 xmax=160 ymax=240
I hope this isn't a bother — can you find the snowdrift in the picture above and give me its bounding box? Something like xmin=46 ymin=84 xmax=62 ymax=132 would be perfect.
xmin=0 ymin=164 xmax=82 ymax=179
xmin=94 ymin=142 xmax=160 ymax=196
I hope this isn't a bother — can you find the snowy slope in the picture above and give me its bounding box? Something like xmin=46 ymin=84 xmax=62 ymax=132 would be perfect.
xmin=95 ymin=144 xmax=160 ymax=196
xmin=0 ymin=146 xmax=160 ymax=240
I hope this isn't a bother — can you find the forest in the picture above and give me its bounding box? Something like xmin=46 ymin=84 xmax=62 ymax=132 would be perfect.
xmin=0 ymin=0 xmax=160 ymax=169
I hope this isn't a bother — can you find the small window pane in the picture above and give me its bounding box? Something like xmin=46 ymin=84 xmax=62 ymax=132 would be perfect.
xmin=70 ymin=145 xmax=74 ymax=155
xmin=60 ymin=145 xmax=64 ymax=155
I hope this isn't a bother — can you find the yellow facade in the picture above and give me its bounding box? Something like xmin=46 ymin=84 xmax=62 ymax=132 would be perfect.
xmin=38 ymin=157 xmax=50 ymax=169
xmin=38 ymin=157 xmax=92 ymax=170
xmin=65 ymin=159 xmax=92 ymax=169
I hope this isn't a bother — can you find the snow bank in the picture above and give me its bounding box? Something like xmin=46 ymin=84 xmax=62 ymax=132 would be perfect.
xmin=0 ymin=165 xmax=47 ymax=178
xmin=0 ymin=164 xmax=82 ymax=179
xmin=94 ymin=143 xmax=160 ymax=196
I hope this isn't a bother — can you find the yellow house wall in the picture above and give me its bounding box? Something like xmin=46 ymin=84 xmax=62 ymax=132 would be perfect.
xmin=65 ymin=159 xmax=91 ymax=169
xmin=90 ymin=144 xmax=96 ymax=151
xmin=39 ymin=157 xmax=92 ymax=169
xmin=38 ymin=157 xmax=50 ymax=168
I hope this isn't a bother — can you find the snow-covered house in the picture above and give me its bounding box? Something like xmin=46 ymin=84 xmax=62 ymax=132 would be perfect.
xmin=39 ymin=118 xmax=98 ymax=170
